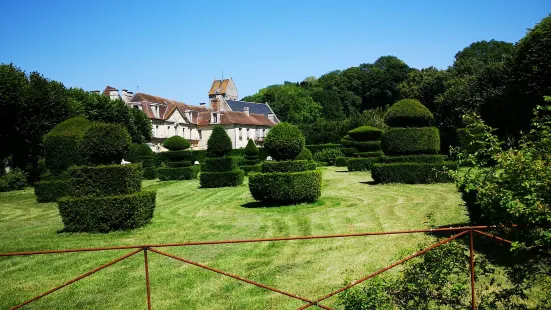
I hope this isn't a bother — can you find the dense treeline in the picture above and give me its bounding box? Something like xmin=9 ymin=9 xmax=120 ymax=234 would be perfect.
xmin=0 ymin=65 xmax=151 ymax=181
xmin=243 ymin=14 xmax=551 ymax=150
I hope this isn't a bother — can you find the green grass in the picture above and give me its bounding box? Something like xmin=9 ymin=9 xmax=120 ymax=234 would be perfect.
xmin=0 ymin=167 xmax=467 ymax=309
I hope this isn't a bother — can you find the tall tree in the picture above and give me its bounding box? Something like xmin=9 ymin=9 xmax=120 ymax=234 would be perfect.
xmin=398 ymin=66 xmax=450 ymax=112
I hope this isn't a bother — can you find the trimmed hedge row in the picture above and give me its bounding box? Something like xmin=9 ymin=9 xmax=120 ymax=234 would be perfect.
xmin=261 ymin=160 xmax=310 ymax=173
xmin=354 ymin=151 xmax=384 ymax=158
xmin=164 ymin=150 xmax=193 ymax=162
xmin=167 ymin=161 xmax=192 ymax=168
xmin=381 ymin=127 xmax=440 ymax=155
xmin=341 ymin=148 xmax=358 ymax=157
xmin=347 ymin=158 xmax=379 ymax=172
xmin=157 ymin=166 xmax=199 ymax=181
xmin=305 ymin=144 xmax=341 ymax=154
xmin=243 ymin=159 xmax=260 ymax=165
xmin=379 ymin=154 xmax=447 ymax=163
xmin=204 ymin=157 xmax=238 ymax=172
xmin=340 ymin=140 xmax=382 ymax=152
xmin=347 ymin=126 xmax=383 ymax=141
xmin=248 ymin=170 xmax=322 ymax=204
xmin=143 ymin=167 xmax=156 ymax=180
xmin=242 ymin=164 xmax=262 ymax=175
xmin=68 ymin=164 xmax=142 ymax=197
xmin=58 ymin=190 xmax=156 ymax=233
xmin=371 ymin=162 xmax=458 ymax=184
xmin=34 ymin=179 xmax=71 ymax=203
xmin=335 ymin=157 xmax=348 ymax=167
xmin=200 ymin=170 xmax=245 ymax=188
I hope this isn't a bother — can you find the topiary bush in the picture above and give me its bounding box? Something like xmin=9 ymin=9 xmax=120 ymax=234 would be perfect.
xmin=157 ymin=166 xmax=199 ymax=181
xmin=335 ymin=156 xmax=348 ymax=167
xmin=200 ymin=170 xmax=244 ymax=188
xmin=242 ymin=164 xmax=262 ymax=175
xmin=381 ymin=127 xmax=440 ymax=155
xmin=264 ymin=123 xmax=305 ymax=161
xmin=249 ymin=170 xmax=322 ymax=204
xmin=313 ymin=148 xmax=345 ymax=166
xmin=243 ymin=139 xmax=260 ymax=165
xmin=34 ymin=179 xmax=71 ymax=203
xmin=207 ymin=126 xmax=232 ymax=157
xmin=383 ymin=99 xmax=434 ymax=127
xmin=295 ymin=147 xmax=313 ymax=161
xmin=379 ymin=154 xmax=447 ymax=163
xmin=347 ymin=126 xmax=384 ymax=141
xmin=43 ymin=117 xmax=92 ymax=175
xmin=371 ymin=162 xmax=457 ymax=184
xmin=68 ymin=164 xmax=142 ymax=197
xmin=203 ymin=156 xmax=239 ymax=172
xmin=305 ymin=144 xmax=341 ymax=154
xmin=347 ymin=158 xmax=379 ymax=172
xmin=262 ymin=160 xmax=311 ymax=173
xmin=82 ymin=123 xmax=132 ymax=165
xmin=163 ymin=136 xmax=191 ymax=151
xmin=341 ymin=126 xmax=384 ymax=171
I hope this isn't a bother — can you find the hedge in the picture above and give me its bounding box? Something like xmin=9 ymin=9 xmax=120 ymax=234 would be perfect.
xmin=69 ymin=164 xmax=142 ymax=197
xmin=347 ymin=157 xmax=379 ymax=172
xmin=335 ymin=157 xmax=348 ymax=167
xmin=167 ymin=161 xmax=192 ymax=168
xmin=371 ymin=162 xmax=458 ymax=184
xmin=381 ymin=127 xmax=440 ymax=155
xmin=163 ymin=136 xmax=190 ymax=151
xmin=207 ymin=126 xmax=232 ymax=157
xmin=58 ymin=190 xmax=156 ymax=233
xmin=204 ymin=157 xmax=238 ymax=172
xmin=34 ymin=179 xmax=71 ymax=203
xmin=305 ymin=144 xmax=341 ymax=154
xmin=379 ymin=154 xmax=447 ymax=163
xmin=143 ymin=167 xmax=156 ymax=180
xmin=243 ymin=159 xmax=260 ymax=165
xmin=384 ymin=99 xmax=434 ymax=127
xmin=200 ymin=170 xmax=244 ymax=188
xmin=43 ymin=117 xmax=92 ymax=174
xmin=341 ymin=148 xmax=358 ymax=157
xmin=164 ymin=150 xmax=193 ymax=162
xmin=295 ymin=147 xmax=313 ymax=161
xmin=340 ymin=140 xmax=382 ymax=152
xmin=242 ymin=164 xmax=262 ymax=175
xmin=347 ymin=126 xmax=384 ymax=141
xmin=230 ymin=148 xmax=268 ymax=161
xmin=354 ymin=151 xmax=384 ymax=158
xmin=261 ymin=160 xmax=310 ymax=173
xmin=157 ymin=166 xmax=200 ymax=181
xmin=82 ymin=123 xmax=132 ymax=165
xmin=0 ymin=169 xmax=27 ymax=192
xmin=248 ymin=170 xmax=322 ymax=204
xmin=264 ymin=123 xmax=305 ymax=160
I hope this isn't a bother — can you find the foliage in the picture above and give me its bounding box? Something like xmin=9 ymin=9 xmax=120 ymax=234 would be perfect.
xmin=384 ymin=99 xmax=434 ymax=127
xmin=0 ymin=168 xmax=27 ymax=192
xmin=135 ymin=144 xmax=153 ymax=157
xmin=381 ymin=127 xmax=440 ymax=155
xmin=203 ymin=157 xmax=238 ymax=172
xmin=313 ymin=148 xmax=345 ymax=165
xmin=244 ymin=139 xmax=259 ymax=157
xmin=354 ymin=151 xmax=384 ymax=158
xmin=43 ymin=117 xmax=92 ymax=174
xmin=264 ymin=123 xmax=305 ymax=161
xmin=157 ymin=166 xmax=199 ymax=181
xmin=167 ymin=161 xmax=192 ymax=168
xmin=261 ymin=160 xmax=311 ymax=173
xmin=295 ymin=148 xmax=313 ymax=161
xmin=379 ymin=154 xmax=446 ymax=163
xmin=143 ymin=167 xmax=156 ymax=180
xmin=207 ymin=126 xmax=232 ymax=157
xmin=347 ymin=126 xmax=383 ymax=141
xmin=34 ymin=179 xmax=71 ymax=203
xmin=163 ymin=150 xmax=193 ymax=162
xmin=58 ymin=190 xmax=156 ymax=233
xmin=305 ymin=144 xmax=341 ymax=154
xmin=241 ymin=164 xmax=262 ymax=175
xmin=340 ymin=140 xmax=382 ymax=152
xmin=163 ymin=136 xmax=191 ymax=151
xmin=248 ymin=170 xmax=322 ymax=204
xmin=347 ymin=158 xmax=379 ymax=172
xmin=200 ymin=170 xmax=245 ymax=188
xmin=398 ymin=66 xmax=450 ymax=112
xmin=81 ymin=123 xmax=132 ymax=165
xmin=68 ymin=164 xmax=142 ymax=197
xmin=372 ymin=162 xmax=456 ymax=184
xmin=335 ymin=156 xmax=348 ymax=167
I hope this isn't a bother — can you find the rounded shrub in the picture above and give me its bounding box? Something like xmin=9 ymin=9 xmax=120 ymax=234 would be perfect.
xmin=295 ymin=147 xmax=313 ymax=161
xmin=82 ymin=123 xmax=132 ymax=165
xmin=244 ymin=139 xmax=259 ymax=157
xmin=249 ymin=170 xmax=322 ymax=204
xmin=347 ymin=126 xmax=384 ymax=141
xmin=313 ymin=148 xmax=345 ymax=166
xmin=207 ymin=126 xmax=232 ymax=157
xmin=163 ymin=136 xmax=190 ymax=151
xmin=262 ymin=160 xmax=311 ymax=173
xmin=0 ymin=168 xmax=27 ymax=192
xmin=264 ymin=123 xmax=305 ymax=161
xmin=43 ymin=116 xmax=92 ymax=174
xmin=136 ymin=143 xmax=154 ymax=156
xmin=381 ymin=127 xmax=440 ymax=155
xmin=68 ymin=164 xmax=143 ymax=197
xmin=384 ymin=99 xmax=434 ymax=127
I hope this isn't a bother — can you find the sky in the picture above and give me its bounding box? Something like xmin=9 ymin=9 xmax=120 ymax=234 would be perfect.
xmin=1 ymin=0 xmax=550 ymax=105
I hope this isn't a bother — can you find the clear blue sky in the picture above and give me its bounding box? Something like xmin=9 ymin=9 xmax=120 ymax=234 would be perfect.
xmin=1 ymin=0 xmax=549 ymax=105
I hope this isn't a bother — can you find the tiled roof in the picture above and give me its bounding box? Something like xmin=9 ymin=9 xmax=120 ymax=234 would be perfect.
xmin=208 ymin=79 xmax=231 ymax=95
xmin=226 ymin=100 xmax=279 ymax=122
xmin=130 ymin=93 xmax=208 ymax=122
xmin=103 ymin=85 xmax=118 ymax=96
xmin=197 ymin=111 xmax=276 ymax=127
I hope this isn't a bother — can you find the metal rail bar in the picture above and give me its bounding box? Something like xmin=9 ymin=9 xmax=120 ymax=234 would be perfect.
xmin=469 ymin=229 xmax=476 ymax=310
xmin=144 ymin=249 xmax=152 ymax=310
xmin=296 ymin=230 xmax=469 ymax=310
xmin=473 ymin=229 xmax=513 ymax=244
xmin=0 ymin=225 xmax=509 ymax=257
xmin=148 ymin=248 xmax=333 ymax=310
xmin=9 ymin=249 xmax=142 ymax=310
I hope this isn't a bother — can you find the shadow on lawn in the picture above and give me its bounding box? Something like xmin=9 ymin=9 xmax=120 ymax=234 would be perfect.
xmin=241 ymin=201 xmax=288 ymax=208
xmin=359 ymin=180 xmax=378 ymax=185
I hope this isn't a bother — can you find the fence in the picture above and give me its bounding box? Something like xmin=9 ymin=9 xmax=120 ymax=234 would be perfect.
xmin=0 ymin=225 xmax=514 ymax=310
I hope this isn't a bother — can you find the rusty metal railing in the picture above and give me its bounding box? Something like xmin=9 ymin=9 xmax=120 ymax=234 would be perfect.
xmin=0 ymin=225 xmax=515 ymax=310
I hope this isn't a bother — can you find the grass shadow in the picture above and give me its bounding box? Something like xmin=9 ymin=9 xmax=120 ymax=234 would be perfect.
xmin=241 ymin=201 xmax=292 ymax=208
xmin=359 ymin=180 xmax=378 ymax=185
xmin=335 ymin=170 xmax=349 ymax=173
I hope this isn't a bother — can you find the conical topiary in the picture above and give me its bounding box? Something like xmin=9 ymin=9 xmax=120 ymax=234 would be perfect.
xmin=200 ymin=126 xmax=244 ymax=188
xmin=244 ymin=139 xmax=259 ymax=165
xmin=207 ymin=126 xmax=232 ymax=157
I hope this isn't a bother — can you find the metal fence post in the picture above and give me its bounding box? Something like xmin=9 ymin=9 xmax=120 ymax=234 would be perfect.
xmin=469 ymin=229 xmax=476 ymax=310
xmin=144 ymin=248 xmax=152 ymax=310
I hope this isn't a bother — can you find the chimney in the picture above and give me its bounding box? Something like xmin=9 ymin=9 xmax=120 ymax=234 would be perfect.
xmin=199 ymin=102 xmax=206 ymax=106
xmin=268 ymin=113 xmax=275 ymax=122
xmin=121 ymin=89 xmax=128 ymax=103
xmin=109 ymin=88 xmax=119 ymax=100
xmin=243 ymin=106 xmax=249 ymax=116
xmin=127 ymin=91 xmax=133 ymax=102
xmin=91 ymin=90 xmax=100 ymax=94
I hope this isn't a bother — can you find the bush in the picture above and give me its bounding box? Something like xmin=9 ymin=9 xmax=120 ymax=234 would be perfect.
xmin=381 ymin=127 xmax=440 ymax=155
xmin=204 ymin=156 xmax=238 ymax=172
xmin=43 ymin=117 xmax=92 ymax=174
xmin=164 ymin=150 xmax=193 ymax=162
xmin=82 ymin=123 xmax=132 ymax=165
xmin=347 ymin=158 xmax=379 ymax=171
xmin=371 ymin=162 xmax=457 ymax=184
xmin=305 ymin=144 xmax=341 ymax=154
xmin=313 ymin=148 xmax=345 ymax=165
xmin=295 ymin=148 xmax=313 ymax=161
xmin=341 ymin=147 xmax=358 ymax=157
xmin=157 ymin=166 xmax=199 ymax=181
xmin=191 ymin=150 xmax=208 ymax=163
xmin=244 ymin=139 xmax=259 ymax=157
xmin=242 ymin=164 xmax=262 ymax=175
xmin=143 ymin=167 xmax=156 ymax=180
xmin=167 ymin=161 xmax=192 ymax=168
xmin=347 ymin=126 xmax=383 ymax=141
xmin=262 ymin=160 xmax=310 ymax=173
xmin=379 ymin=154 xmax=447 ymax=163
xmin=264 ymin=123 xmax=305 ymax=160
xmin=340 ymin=140 xmax=382 ymax=152
xmin=34 ymin=179 xmax=71 ymax=202
xmin=0 ymin=168 xmax=27 ymax=192
xmin=69 ymin=164 xmax=142 ymax=197
xmin=249 ymin=170 xmax=322 ymax=204
xmin=243 ymin=159 xmax=259 ymax=165
xmin=136 ymin=143 xmax=153 ymax=157
xmin=456 ymin=127 xmax=485 ymax=154
xmin=200 ymin=170 xmax=244 ymax=188
xmin=384 ymin=99 xmax=434 ymax=127
xmin=58 ymin=190 xmax=156 ymax=233
xmin=207 ymin=126 xmax=232 ymax=157
xmin=163 ymin=136 xmax=190 ymax=151
xmin=335 ymin=156 xmax=348 ymax=167
xmin=354 ymin=151 xmax=384 ymax=158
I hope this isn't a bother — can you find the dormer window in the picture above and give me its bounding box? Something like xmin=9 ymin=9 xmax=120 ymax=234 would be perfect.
xmin=211 ymin=112 xmax=219 ymax=124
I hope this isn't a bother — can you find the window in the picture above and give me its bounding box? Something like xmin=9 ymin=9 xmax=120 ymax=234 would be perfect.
xmin=239 ymin=128 xmax=243 ymax=140
xmin=198 ymin=130 xmax=202 ymax=140
xmin=213 ymin=113 xmax=218 ymax=123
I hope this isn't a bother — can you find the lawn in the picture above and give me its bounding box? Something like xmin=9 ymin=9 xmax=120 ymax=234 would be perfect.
xmin=0 ymin=167 xmax=467 ymax=309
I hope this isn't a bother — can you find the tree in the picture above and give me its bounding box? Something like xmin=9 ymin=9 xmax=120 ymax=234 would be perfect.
xmin=398 ymin=66 xmax=450 ymax=112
